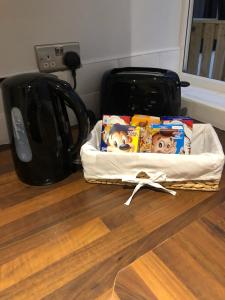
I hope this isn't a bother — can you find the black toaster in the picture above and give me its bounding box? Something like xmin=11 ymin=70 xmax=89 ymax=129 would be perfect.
xmin=100 ymin=67 xmax=189 ymax=117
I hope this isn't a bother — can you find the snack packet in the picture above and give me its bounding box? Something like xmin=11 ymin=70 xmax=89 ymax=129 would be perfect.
xmin=102 ymin=115 xmax=131 ymax=125
xmin=161 ymin=116 xmax=193 ymax=154
xmin=131 ymin=115 xmax=160 ymax=152
xmin=151 ymin=124 xmax=185 ymax=154
xmin=131 ymin=115 xmax=160 ymax=127
xmin=101 ymin=124 xmax=140 ymax=153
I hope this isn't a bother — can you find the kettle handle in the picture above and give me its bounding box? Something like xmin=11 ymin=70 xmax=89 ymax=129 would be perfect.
xmin=48 ymin=79 xmax=90 ymax=161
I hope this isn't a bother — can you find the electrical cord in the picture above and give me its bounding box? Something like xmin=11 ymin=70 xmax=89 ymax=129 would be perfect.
xmin=71 ymin=69 xmax=77 ymax=89
xmin=63 ymin=51 xmax=97 ymax=129
xmin=63 ymin=51 xmax=81 ymax=89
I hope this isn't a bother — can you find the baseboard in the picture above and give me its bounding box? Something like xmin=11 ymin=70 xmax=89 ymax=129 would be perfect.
xmin=0 ymin=144 xmax=10 ymax=152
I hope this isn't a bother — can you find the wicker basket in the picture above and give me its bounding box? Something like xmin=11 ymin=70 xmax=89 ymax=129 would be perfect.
xmin=81 ymin=122 xmax=224 ymax=192
xmin=86 ymin=178 xmax=219 ymax=191
xmin=86 ymin=173 xmax=220 ymax=191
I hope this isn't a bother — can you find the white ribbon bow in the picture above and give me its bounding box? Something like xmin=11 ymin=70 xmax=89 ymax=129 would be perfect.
xmin=122 ymin=172 xmax=176 ymax=206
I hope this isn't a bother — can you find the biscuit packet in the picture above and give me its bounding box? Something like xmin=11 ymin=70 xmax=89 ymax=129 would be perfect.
xmin=131 ymin=115 xmax=160 ymax=152
xmin=151 ymin=124 xmax=185 ymax=154
xmin=161 ymin=116 xmax=193 ymax=154
xmin=101 ymin=124 xmax=140 ymax=153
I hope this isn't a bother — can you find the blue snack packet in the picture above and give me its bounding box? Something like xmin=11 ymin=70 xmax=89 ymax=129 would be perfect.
xmin=161 ymin=116 xmax=193 ymax=154
xmin=151 ymin=124 xmax=185 ymax=154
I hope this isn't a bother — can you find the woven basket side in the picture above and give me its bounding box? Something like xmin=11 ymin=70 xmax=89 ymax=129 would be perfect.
xmin=86 ymin=178 xmax=219 ymax=191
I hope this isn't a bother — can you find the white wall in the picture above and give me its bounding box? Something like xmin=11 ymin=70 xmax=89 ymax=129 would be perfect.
xmin=0 ymin=0 xmax=182 ymax=144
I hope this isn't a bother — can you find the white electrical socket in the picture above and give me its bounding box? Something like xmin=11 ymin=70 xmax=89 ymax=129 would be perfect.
xmin=34 ymin=42 xmax=80 ymax=73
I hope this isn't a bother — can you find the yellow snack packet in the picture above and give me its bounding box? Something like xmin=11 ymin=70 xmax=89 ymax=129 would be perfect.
xmin=131 ymin=115 xmax=160 ymax=127
xmin=131 ymin=115 xmax=160 ymax=152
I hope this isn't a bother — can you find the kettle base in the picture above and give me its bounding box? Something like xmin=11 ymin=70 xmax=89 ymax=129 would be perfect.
xmin=16 ymin=170 xmax=73 ymax=186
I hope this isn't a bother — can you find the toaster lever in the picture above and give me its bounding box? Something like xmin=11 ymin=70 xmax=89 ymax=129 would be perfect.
xmin=180 ymin=81 xmax=190 ymax=87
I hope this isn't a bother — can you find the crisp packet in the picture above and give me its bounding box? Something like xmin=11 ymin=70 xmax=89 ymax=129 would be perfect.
xmin=161 ymin=116 xmax=193 ymax=154
xmin=131 ymin=115 xmax=160 ymax=152
xmin=101 ymin=124 xmax=140 ymax=153
xmin=151 ymin=124 xmax=185 ymax=154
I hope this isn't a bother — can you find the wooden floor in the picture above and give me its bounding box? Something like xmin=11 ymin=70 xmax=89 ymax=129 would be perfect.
xmin=0 ymin=140 xmax=225 ymax=299
xmin=113 ymin=201 xmax=225 ymax=300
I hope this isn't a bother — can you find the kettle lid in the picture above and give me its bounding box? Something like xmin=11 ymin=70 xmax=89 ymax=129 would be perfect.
xmin=2 ymin=72 xmax=57 ymax=88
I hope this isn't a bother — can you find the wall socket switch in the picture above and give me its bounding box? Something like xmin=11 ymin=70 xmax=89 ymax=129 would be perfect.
xmin=34 ymin=42 xmax=80 ymax=73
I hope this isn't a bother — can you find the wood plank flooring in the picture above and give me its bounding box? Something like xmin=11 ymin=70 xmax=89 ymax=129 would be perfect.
xmin=113 ymin=201 xmax=225 ymax=300
xmin=0 ymin=145 xmax=225 ymax=299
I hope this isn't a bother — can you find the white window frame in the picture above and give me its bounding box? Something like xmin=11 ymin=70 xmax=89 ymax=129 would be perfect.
xmin=179 ymin=0 xmax=225 ymax=94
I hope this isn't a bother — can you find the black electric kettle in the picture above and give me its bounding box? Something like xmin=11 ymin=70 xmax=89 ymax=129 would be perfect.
xmin=2 ymin=73 xmax=89 ymax=185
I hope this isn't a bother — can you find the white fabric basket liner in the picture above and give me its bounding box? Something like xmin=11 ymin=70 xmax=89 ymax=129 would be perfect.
xmin=81 ymin=121 xmax=225 ymax=183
